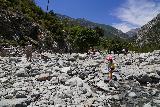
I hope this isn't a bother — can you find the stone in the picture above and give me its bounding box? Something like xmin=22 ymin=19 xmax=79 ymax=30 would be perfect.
xmin=153 ymin=99 xmax=160 ymax=103
xmin=59 ymin=73 xmax=69 ymax=84
xmin=128 ymin=92 xmax=137 ymax=98
xmin=0 ymin=98 xmax=29 ymax=107
xmin=0 ymin=77 xmax=8 ymax=83
xmin=71 ymin=53 xmax=79 ymax=58
xmin=137 ymin=74 xmax=152 ymax=84
xmin=111 ymin=95 xmax=120 ymax=100
xmin=15 ymin=91 xmax=27 ymax=98
xmin=156 ymin=70 xmax=160 ymax=76
xmin=31 ymin=89 xmax=40 ymax=96
xmin=148 ymin=73 xmax=160 ymax=83
xmin=109 ymin=80 xmax=120 ymax=89
xmin=67 ymin=68 xmax=77 ymax=76
xmin=96 ymin=81 xmax=109 ymax=91
xmin=65 ymin=77 xmax=83 ymax=87
xmin=58 ymin=60 xmax=64 ymax=67
xmin=143 ymin=102 xmax=152 ymax=107
xmin=4 ymin=93 xmax=14 ymax=99
xmin=67 ymin=57 xmax=76 ymax=61
xmin=79 ymin=54 xmax=87 ymax=60
xmin=79 ymin=72 xmax=88 ymax=80
xmin=16 ymin=68 xmax=28 ymax=77
xmin=36 ymin=73 xmax=51 ymax=81
xmin=61 ymin=67 xmax=71 ymax=73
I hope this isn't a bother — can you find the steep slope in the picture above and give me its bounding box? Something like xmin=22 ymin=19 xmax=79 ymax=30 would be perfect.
xmin=0 ymin=9 xmax=47 ymax=45
xmin=126 ymin=28 xmax=140 ymax=37
xmin=0 ymin=0 xmax=51 ymax=46
xmin=56 ymin=14 xmax=129 ymax=39
xmin=136 ymin=13 xmax=160 ymax=49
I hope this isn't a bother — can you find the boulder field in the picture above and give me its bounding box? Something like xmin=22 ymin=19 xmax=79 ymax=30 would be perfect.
xmin=0 ymin=50 xmax=160 ymax=107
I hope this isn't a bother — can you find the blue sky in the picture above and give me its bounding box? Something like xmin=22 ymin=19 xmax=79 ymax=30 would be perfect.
xmin=35 ymin=0 xmax=160 ymax=32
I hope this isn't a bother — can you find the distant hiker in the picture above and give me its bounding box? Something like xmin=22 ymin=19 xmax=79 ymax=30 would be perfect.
xmin=125 ymin=48 xmax=128 ymax=55
xmin=106 ymin=55 xmax=116 ymax=80
xmin=122 ymin=48 xmax=128 ymax=55
xmin=0 ymin=45 xmax=6 ymax=57
xmin=0 ymin=45 xmax=2 ymax=57
xmin=87 ymin=47 xmax=92 ymax=55
xmin=87 ymin=47 xmax=96 ymax=56
xmin=25 ymin=41 xmax=32 ymax=61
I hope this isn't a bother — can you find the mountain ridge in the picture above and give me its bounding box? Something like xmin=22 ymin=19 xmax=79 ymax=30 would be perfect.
xmin=56 ymin=13 xmax=129 ymax=39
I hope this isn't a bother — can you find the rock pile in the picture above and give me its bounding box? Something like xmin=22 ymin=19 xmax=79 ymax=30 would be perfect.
xmin=0 ymin=51 xmax=160 ymax=107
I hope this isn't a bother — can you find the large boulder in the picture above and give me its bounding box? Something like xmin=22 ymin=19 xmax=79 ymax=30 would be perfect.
xmin=65 ymin=77 xmax=83 ymax=87
xmin=137 ymin=74 xmax=152 ymax=84
xmin=128 ymin=92 xmax=137 ymax=98
xmin=79 ymin=54 xmax=87 ymax=60
xmin=15 ymin=91 xmax=27 ymax=98
xmin=61 ymin=67 xmax=71 ymax=73
xmin=15 ymin=68 xmax=28 ymax=77
xmin=96 ymin=81 xmax=109 ymax=91
xmin=0 ymin=98 xmax=29 ymax=107
xmin=148 ymin=73 xmax=160 ymax=83
xmin=59 ymin=73 xmax=70 ymax=84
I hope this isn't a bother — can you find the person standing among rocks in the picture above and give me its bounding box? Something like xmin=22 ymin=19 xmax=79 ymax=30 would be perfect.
xmin=106 ymin=55 xmax=116 ymax=80
xmin=25 ymin=41 xmax=32 ymax=61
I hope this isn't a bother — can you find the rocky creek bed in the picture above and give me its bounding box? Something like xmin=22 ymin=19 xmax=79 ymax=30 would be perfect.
xmin=0 ymin=50 xmax=160 ymax=107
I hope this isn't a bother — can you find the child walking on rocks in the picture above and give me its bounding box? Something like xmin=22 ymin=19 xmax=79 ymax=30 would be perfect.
xmin=106 ymin=55 xmax=116 ymax=80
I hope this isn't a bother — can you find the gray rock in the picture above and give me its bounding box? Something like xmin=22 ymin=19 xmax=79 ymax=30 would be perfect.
xmin=31 ymin=90 xmax=40 ymax=100
xmin=4 ymin=93 xmax=14 ymax=99
xmin=148 ymin=73 xmax=160 ymax=83
xmin=96 ymin=81 xmax=109 ymax=91
xmin=0 ymin=77 xmax=8 ymax=83
xmin=137 ymin=74 xmax=152 ymax=84
xmin=71 ymin=53 xmax=79 ymax=59
xmin=143 ymin=102 xmax=152 ymax=107
xmin=50 ymin=77 xmax=59 ymax=84
xmin=67 ymin=57 xmax=76 ymax=61
xmin=65 ymin=77 xmax=83 ymax=87
xmin=109 ymin=80 xmax=120 ymax=89
xmin=125 ymin=61 xmax=132 ymax=65
xmin=59 ymin=73 xmax=70 ymax=84
xmin=67 ymin=67 xmax=77 ymax=76
xmin=61 ymin=67 xmax=71 ymax=73
xmin=15 ymin=91 xmax=27 ymax=98
xmin=79 ymin=54 xmax=87 ymax=60
xmin=156 ymin=70 xmax=160 ymax=76
xmin=16 ymin=68 xmax=28 ymax=77
xmin=153 ymin=99 xmax=160 ymax=106
xmin=36 ymin=73 xmax=51 ymax=81
xmin=111 ymin=95 xmax=120 ymax=100
xmin=128 ymin=92 xmax=137 ymax=98
xmin=0 ymin=98 xmax=29 ymax=107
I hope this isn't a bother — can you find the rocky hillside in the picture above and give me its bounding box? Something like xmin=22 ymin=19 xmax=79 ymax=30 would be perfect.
xmin=0 ymin=50 xmax=160 ymax=106
xmin=126 ymin=28 xmax=140 ymax=37
xmin=0 ymin=0 xmax=104 ymax=52
xmin=136 ymin=13 xmax=160 ymax=49
xmin=0 ymin=9 xmax=48 ymax=45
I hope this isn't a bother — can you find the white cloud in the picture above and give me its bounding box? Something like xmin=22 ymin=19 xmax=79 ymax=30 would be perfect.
xmin=113 ymin=0 xmax=160 ymax=32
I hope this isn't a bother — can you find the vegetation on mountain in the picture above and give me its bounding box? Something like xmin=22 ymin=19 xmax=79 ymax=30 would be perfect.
xmin=56 ymin=14 xmax=129 ymax=39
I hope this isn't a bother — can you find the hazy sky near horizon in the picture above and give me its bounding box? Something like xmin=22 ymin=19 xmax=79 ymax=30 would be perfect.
xmin=35 ymin=0 xmax=160 ymax=32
